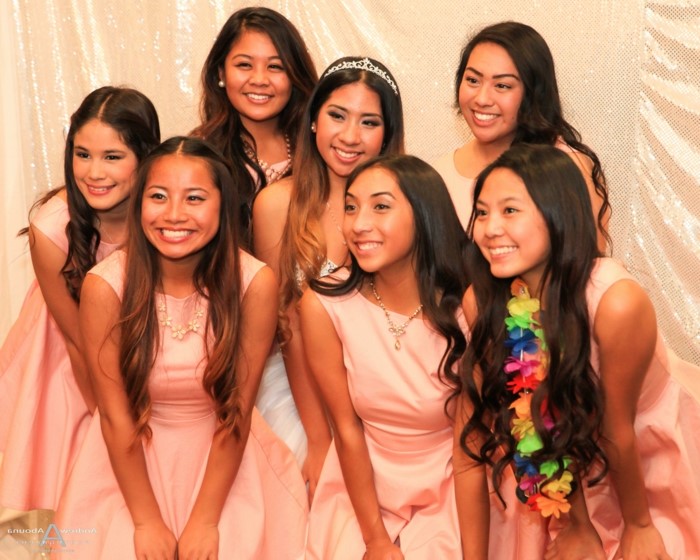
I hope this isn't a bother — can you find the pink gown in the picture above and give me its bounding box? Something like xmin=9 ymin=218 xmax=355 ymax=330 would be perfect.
xmin=52 ymin=250 xmax=308 ymax=559
xmin=574 ymin=258 xmax=700 ymax=558
xmin=306 ymin=290 xmax=461 ymax=559
xmin=486 ymin=259 xmax=700 ymax=559
xmin=432 ymin=150 xmax=475 ymax=230
xmin=0 ymin=195 xmax=117 ymax=511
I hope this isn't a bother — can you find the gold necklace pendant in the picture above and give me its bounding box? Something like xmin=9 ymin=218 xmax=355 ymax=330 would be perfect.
xmin=369 ymin=279 xmax=422 ymax=350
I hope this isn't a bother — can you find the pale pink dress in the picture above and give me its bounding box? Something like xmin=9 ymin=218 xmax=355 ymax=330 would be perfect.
xmin=0 ymin=195 xmax=117 ymax=511
xmin=306 ymin=289 xmax=461 ymax=559
xmin=53 ymin=250 xmax=308 ymax=559
xmin=488 ymin=259 xmax=700 ymax=558
xmin=572 ymin=258 xmax=700 ymax=558
xmin=432 ymin=150 xmax=475 ymax=230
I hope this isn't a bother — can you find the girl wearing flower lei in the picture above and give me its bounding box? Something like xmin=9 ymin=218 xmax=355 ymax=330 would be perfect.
xmin=454 ymin=144 xmax=700 ymax=559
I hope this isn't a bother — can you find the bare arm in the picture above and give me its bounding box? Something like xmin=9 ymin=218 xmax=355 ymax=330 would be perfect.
xmin=594 ymin=279 xmax=670 ymax=560
xmin=30 ymin=224 xmax=96 ymax=411
xmin=300 ymin=290 xmax=402 ymax=560
xmin=454 ymin=287 xmax=489 ymax=559
xmin=564 ymin=150 xmax=609 ymax=253
xmin=80 ymin=273 xmax=176 ymax=559
xmin=252 ymin=181 xmax=332 ymax=499
xmin=178 ymin=265 xmax=278 ymax=560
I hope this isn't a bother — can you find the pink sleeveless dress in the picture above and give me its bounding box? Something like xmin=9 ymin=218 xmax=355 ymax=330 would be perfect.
xmin=52 ymin=250 xmax=308 ymax=559
xmin=305 ymin=289 xmax=462 ymax=559
xmin=0 ymin=195 xmax=118 ymax=511
xmin=572 ymin=258 xmax=700 ymax=558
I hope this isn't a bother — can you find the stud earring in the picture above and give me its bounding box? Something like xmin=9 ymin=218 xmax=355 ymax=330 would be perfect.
xmin=311 ymin=123 xmax=317 ymax=133
xmin=218 ymin=80 xmax=225 ymax=88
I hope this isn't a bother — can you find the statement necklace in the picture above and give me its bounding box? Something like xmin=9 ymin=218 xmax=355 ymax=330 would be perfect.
xmin=243 ymin=134 xmax=291 ymax=184
xmin=369 ymin=279 xmax=423 ymax=350
xmin=158 ymin=297 xmax=204 ymax=341
xmin=505 ymin=278 xmax=575 ymax=519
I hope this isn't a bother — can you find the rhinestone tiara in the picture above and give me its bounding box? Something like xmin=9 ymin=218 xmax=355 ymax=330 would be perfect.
xmin=321 ymin=57 xmax=399 ymax=96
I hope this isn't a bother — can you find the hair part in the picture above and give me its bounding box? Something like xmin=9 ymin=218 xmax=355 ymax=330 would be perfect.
xmin=118 ymin=136 xmax=245 ymax=441
xmin=459 ymin=143 xmax=608 ymax=503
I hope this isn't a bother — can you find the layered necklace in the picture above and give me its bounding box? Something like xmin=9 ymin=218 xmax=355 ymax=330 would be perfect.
xmin=243 ymin=134 xmax=291 ymax=185
xmin=369 ymin=279 xmax=423 ymax=350
xmin=504 ymin=278 xmax=574 ymax=519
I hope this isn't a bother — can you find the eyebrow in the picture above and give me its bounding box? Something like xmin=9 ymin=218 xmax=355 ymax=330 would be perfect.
xmin=73 ymin=145 xmax=126 ymax=154
xmin=326 ymin=104 xmax=383 ymax=119
xmin=231 ymin=53 xmax=282 ymax=61
xmin=465 ymin=67 xmax=520 ymax=81
xmin=346 ymin=191 xmax=396 ymax=199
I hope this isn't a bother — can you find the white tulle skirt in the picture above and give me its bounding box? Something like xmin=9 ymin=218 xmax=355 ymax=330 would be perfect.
xmin=256 ymin=347 xmax=307 ymax=467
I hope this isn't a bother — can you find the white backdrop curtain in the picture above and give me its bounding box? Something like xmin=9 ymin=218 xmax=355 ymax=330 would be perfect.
xmin=1 ymin=0 xmax=698 ymax=365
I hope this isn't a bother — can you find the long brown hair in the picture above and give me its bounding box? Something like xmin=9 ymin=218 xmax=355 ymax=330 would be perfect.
xmin=279 ymin=57 xmax=405 ymax=314
xmin=191 ymin=7 xmax=318 ymax=246
xmin=118 ymin=137 xmax=244 ymax=439
xmin=22 ymin=86 xmax=160 ymax=301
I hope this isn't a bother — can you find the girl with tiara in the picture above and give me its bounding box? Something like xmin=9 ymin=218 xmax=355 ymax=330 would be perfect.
xmin=54 ymin=137 xmax=307 ymax=559
xmin=252 ymin=56 xmax=405 ymax=497
xmin=192 ymin=6 xmax=317 ymax=246
xmin=455 ymin=144 xmax=700 ymax=559
xmin=0 ymin=86 xmax=160 ymax=512
xmin=301 ymin=155 xmax=468 ymax=559
xmin=433 ymin=21 xmax=609 ymax=251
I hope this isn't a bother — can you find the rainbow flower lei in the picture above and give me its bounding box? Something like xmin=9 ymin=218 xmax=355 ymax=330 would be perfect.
xmin=505 ymin=279 xmax=575 ymax=518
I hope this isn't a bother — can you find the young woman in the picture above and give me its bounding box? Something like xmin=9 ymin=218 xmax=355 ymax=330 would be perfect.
xmin=252 ymin=56 xmax=405 ymax=496
xmin=0 ymin=86 xmax=160 ymax=511
xmin=301 ymin=155 xmax=469 ymax=559
xmin=434 ymin=21 xmax=609 ymax=250
xmin=456 ymin=143 xmax=700 ymax=559
xmin=54 ymin=137 xmax=307 ymax=559
xmin=192 ymin=6 xmax=317 ymax=245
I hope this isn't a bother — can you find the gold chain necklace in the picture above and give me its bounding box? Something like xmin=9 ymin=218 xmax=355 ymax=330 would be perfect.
xmin=242 ymin=134 xmax=291 ymax=184
xmin=369 ymin=279 xmax=423 ymax=350
xmin=158 ymin=297 xmax=204 ymax=341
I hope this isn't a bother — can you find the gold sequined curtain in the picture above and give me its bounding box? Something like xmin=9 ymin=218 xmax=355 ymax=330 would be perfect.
xmin=1 ymin=0 xmax=698 ymax=364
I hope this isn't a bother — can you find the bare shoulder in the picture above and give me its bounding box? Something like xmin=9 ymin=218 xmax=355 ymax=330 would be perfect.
xmin=253 ymin=176 xmax=293 ymax=221
xmin=593 ymin=279 xmax=656 ymax=342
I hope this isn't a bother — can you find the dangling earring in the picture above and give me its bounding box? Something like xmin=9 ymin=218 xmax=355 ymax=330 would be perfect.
xmin=311 ymin=123 xmax=317 ymax=133
xmin=218 ymin=80 xmax=225 ymax=88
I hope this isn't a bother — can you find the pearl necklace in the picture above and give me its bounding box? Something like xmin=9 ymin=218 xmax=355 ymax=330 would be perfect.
xmin=369 ymin=280 xmax=423 ymax=350
xmin=243 ymin=134 xmax=292 ymax=184
xmin=158 ymin=298 xmax=204 ymax=341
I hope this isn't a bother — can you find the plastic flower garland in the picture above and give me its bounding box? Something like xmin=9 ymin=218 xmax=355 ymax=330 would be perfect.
xmin=505 ymin=278 xmax=575 ymax=518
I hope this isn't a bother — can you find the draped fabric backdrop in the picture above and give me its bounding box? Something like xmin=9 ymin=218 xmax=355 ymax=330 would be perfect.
xmin=1 ymin=1 xmax=698 ymax=365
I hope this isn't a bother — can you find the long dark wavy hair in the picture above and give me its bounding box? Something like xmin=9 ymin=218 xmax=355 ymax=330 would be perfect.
xmin=23 ymin=86 xmax=160 ymax=301
xmin=280 ymin=56 xmax=405 ymax=315
xmin=310 ymin=155 xmax=468 ymax=395
xmin=191 ymin=7 xmax=318 ymax=245
xmin=118 ymin=136 xmax=245 ymax=440
xmin=458 ymin=144 xmax=607 ymax=501
xmin=454 ymin=21 xmax=610 ymax=245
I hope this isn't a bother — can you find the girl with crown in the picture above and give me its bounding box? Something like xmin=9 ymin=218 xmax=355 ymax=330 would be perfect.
xmin=252 ymin=56 xmax=405 ymax=500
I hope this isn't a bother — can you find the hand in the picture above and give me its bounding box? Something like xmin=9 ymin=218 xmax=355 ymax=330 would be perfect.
xmin=178 ymin=521 xmax=219 ymax=560
xmin=614 ymin=523 xmax=671 ymax=560
xmin=545 ymin=518 xmax=605 ymax=560
xmin=303 ymin=439 xmax=330 ymax=505
xmin=363 ymin=538 xmax=404 ymax=560
xmin=133 ymin=520 xmax=177 ymax=560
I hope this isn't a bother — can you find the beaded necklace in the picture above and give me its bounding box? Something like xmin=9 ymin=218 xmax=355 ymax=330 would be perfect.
xmin=505 ymin=278 xmax=575 ymax=519
xmin=243 ymin=134 xmax=291 ymax=185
